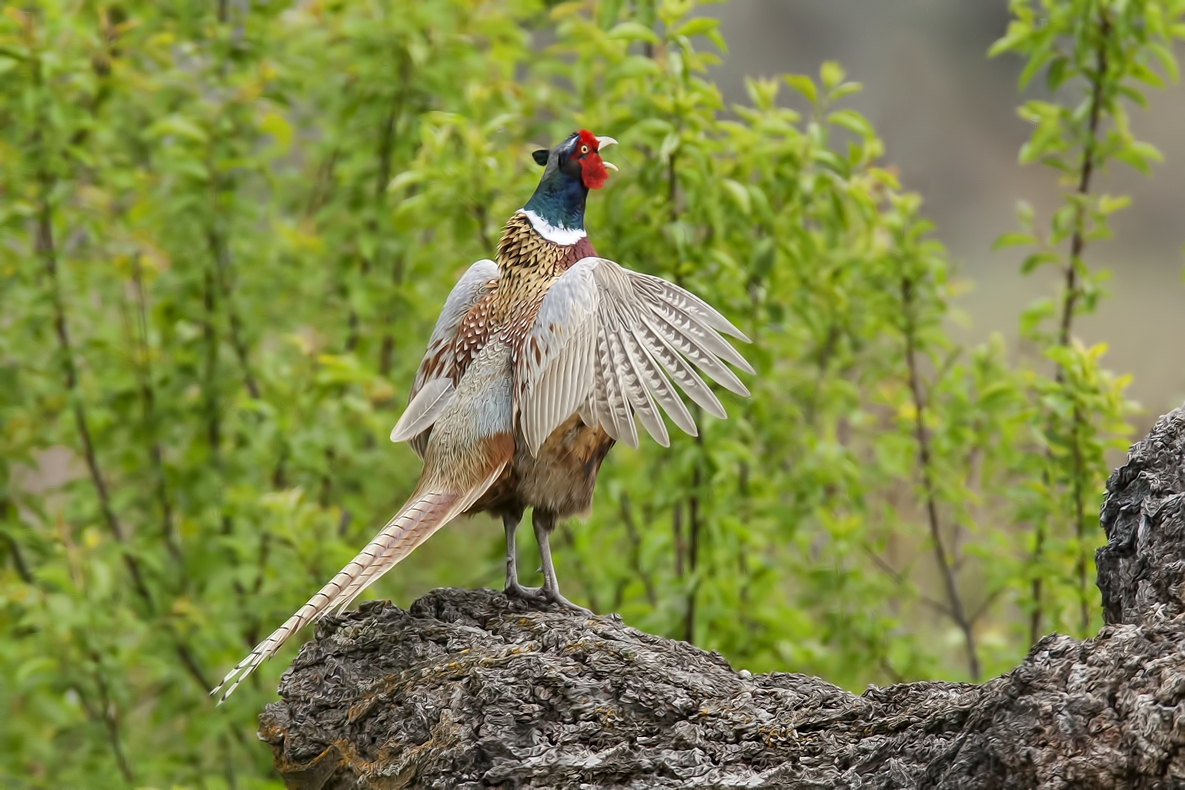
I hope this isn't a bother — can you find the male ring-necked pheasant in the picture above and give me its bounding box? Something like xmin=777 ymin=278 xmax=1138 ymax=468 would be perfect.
xmin=212 ymin=130 xmax=752 ymax=701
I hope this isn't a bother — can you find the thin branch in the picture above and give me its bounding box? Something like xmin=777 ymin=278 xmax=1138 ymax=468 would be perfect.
xmin=204 ymin=224 xmax=259 ymax=399
xmin=620 ymin=493 xmax=657 ymax=607
xmin=685 ymin=453 xmax=702 ymax=645
xmin=969 ymin=586 xmax=1006 ymax=624
xmin=864 ymin=547 xmax=952 ymax=618
xmin=304 ymin=147 xmax=340 ymax=218
xmin=665 ymin=147 xmax=703 ymax=645
xmin=672 ymin=501 xmax=685 ymax=578
xmin=129 ymin=254 xmax=183 ymax=570
xmin=1 ymin=524 xmax=33 ymax=584
xmin=557 ymin=528 xmax=601 ymax=614
xmin=37 ymin=175 xmax=155 ymax=609
xmin=39 ymin=171 xmax=216 ymax=695
xmin=89 ymin=659 xmax=135 ymax=783
xmin=901 ymin=274 xmax=980 ymax=681
xmin=1031 ymin=7 xmax=1110 ymax=644
xmin=351 ymin=77 xmax=406 ymax=353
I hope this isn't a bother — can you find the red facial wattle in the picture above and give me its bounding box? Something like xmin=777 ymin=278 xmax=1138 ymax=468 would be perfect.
xmin=580 ymin=153 xmax=609 ymax=190
xmin=575 ymin=128 xmax=614 ymax=190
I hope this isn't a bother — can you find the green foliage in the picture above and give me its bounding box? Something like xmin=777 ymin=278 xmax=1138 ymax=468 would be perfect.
xmin=0 ymin=0 xmax=1180 ymax=785
xmin=991 ymin=0 xmax=1182 ymax=640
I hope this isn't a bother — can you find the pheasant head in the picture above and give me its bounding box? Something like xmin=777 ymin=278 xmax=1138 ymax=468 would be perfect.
xmin=522 ymin=130 xmax=617 ymax=243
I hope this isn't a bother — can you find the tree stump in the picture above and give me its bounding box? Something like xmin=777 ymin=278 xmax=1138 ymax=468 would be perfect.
xmin=259 ymin=408 xmax=1185 ymax=789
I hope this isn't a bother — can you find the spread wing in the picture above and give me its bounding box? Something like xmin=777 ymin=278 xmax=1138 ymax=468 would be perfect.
xmin=392 ymin=259 xmax=500 ymax=458
xmin=515 ymin=257 xmax=752 ymax=456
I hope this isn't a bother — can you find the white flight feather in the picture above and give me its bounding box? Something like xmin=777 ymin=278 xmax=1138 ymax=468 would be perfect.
xmin=390 ymin=379 xmax=455 ymax=443
xmin=513 ymin=256 xmax=751 ymax=452
xmin=405 ymin=259 xmax=500 ymax=458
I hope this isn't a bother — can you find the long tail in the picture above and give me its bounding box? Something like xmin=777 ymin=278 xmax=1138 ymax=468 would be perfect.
xmin=210 ymin=469 xmax=501 ymax=704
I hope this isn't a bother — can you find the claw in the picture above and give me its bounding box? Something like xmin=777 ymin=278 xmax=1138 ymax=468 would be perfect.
xmin=544 ymin=589 xmax=593 ymax=616
xmin=505 ymin=582 xmax=546 ymax=603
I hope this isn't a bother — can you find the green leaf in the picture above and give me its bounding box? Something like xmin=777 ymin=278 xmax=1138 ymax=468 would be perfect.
xmin=672 ymin=17 xmax=720 ymax=39
xmin=1097 ymin=194 xmax=1130 ymax=215
xmin=782 ymin=74 xmax=817 ymax=104
xmin=829 ymin=81 xmax=863 ymax=101
xmin=988 ymin=21 xmax=1032 ymax=58
xmin=260 ymin=112 xmax=293 ymax=153
xmin=607 ymin=55 xmax=662 ymax=80
xmin=820 ymin=60 xmax=845 ymax=90
xmin=597 ymin=0 xmax=625 ymax=29
xmin=1015 ymin=200 xmax=1035 ymax=230
xmin=608 ymin=21 xmax=659 ymax=44
xmin=1020 ymin=251 xmax=1059 ymax=273
xmin=146 ymin=115 xmax=208 ymax=144
xmin=722 ymin=179 xmax=751 ymax=215
xmin=1046 ymin=56 xmax=1069 ymax=91
xmin=659 ymin=132 xmax=680 ymax=160
xmin=1129 ymin=62 xmax=1165 ymax=89
xmin=826 ymin=109 xmax=874 ymax=138
xmin=993 ymin=232 xmax=1038 ymax=251
xmin=1148 ymin=43 xmax=1180 ymax=84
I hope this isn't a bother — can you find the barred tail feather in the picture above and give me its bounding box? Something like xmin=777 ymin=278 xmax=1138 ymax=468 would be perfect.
xmin=329 ymin=462 xmax=508 ymax=615
xmin=211 ymin=488 xmax=464 ymax=704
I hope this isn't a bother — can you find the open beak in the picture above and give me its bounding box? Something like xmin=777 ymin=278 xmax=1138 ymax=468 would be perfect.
xmin=596 ymin=136 xmax=618 ymax=172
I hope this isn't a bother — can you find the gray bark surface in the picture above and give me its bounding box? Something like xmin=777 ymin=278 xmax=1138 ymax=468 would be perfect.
xmin=260 ymin=408 xmax=1185 ymax=789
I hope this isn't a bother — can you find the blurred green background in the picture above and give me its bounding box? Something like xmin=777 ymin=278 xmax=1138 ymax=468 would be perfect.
xmin=1 ymin=0 xmax=1180 ymax=786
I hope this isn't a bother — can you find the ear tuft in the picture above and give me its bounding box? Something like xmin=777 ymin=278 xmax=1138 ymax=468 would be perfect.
xmin=532 ymin=149 xmax=549 ymax=166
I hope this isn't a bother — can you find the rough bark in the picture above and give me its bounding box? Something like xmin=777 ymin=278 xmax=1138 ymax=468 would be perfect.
xmin=260 ymin=408 xmax=1185 ymax=789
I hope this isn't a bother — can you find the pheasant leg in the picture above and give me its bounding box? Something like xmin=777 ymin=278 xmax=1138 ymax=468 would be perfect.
xmin=533 ymin=510 xmax=593 ymax=615
xmin=503 ymin=510 xmax=544 ymax=602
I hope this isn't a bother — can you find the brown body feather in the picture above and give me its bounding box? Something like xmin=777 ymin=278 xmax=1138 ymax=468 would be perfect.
xmin=435 ymin=212 xmax=614 ymax=526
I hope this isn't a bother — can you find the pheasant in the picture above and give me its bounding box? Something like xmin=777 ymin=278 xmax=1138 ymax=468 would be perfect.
xmin=212 ymin=130 xmax=752 ymax=702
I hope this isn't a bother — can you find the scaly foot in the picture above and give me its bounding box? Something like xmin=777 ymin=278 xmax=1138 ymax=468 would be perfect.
xmin=504 ymin=581 xmax=546 ymax=603
xmin=540 ymin=585 xmax=593 ymax=616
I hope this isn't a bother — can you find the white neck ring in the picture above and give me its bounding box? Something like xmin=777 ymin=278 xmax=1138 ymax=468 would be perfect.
xmin=519 ymin=209 xmax=586 ymax=246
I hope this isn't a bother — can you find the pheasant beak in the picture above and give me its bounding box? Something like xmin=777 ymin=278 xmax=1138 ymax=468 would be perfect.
xmin=596 ymin=136 xmax=618 ymax=172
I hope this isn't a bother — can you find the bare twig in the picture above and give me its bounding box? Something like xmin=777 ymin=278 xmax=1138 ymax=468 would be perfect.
xmin=864 ymin=547 xmax=951 ymax=618
xmin=351 ymin=76 xmax=406 ymax=353
xmin=37 ymin=177 xmax=155 ymax=609
xmin=685 ymin=452 xmax=703 ymax=645
xmin=204 ymin=223 xmax=260 ymax=400
xmin=129 ymin=254 xmax=183 ymax=569
xmin=664 ymin=147 xmax=704 ymax=645
xmin=620 ymin=493 xmax=658 ymax=607
xmin=672 ymin=501 xmax=685 ymax=578
xmin=557 ymin=528 xmax=601 ymax=613
xmin=901 ymin=274 xmax=980 ymax=680
xmin=88 ymin=658 xmax=135 ymax=783
xmin=1 ymin=526 xmax=33 ymax=585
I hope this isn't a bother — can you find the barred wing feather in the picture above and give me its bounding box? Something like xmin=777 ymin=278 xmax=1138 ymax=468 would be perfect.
xmin=517 ymin=257 xmax=752 ymax=456
xmin=397 ymin=259 xmax=500 ymax=458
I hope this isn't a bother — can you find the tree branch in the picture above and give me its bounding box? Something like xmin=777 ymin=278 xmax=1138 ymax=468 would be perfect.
xmin=36 ymin=174 xmax=155 ymax=610
xmin=900 ymin=274 xmax=980 ymax=680
xmin=1031 ymin=7 xmax=1111 ymax=644
xmin=259 ymin=406 xmax=1185 ymax=789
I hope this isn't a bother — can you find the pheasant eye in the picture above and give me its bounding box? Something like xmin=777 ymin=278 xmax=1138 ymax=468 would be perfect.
xmin=580 ymin=144 xmax=589 ymax=155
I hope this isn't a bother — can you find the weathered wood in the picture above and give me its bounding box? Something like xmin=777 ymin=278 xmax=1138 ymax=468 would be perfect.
xmin=260 ymin=408 xmax=1185 ymax=789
